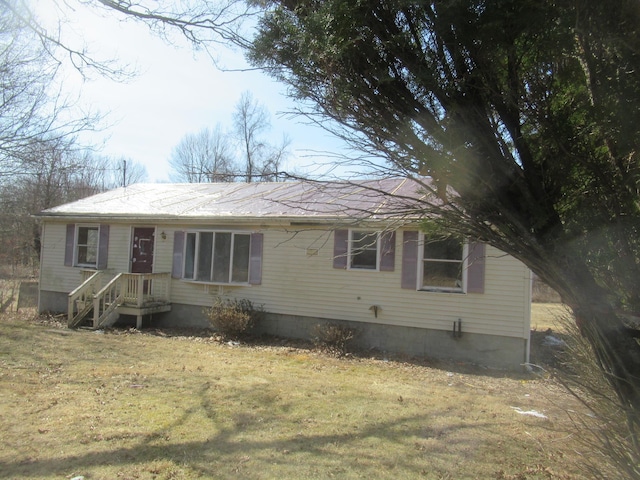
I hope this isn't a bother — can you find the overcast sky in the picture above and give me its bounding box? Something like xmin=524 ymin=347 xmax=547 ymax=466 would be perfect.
xmin=38 ymin=2 xmax=351 ymax=182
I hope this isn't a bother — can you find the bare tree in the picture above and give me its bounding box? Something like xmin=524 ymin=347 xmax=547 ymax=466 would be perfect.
xmin=233 ymin=91 xmax=289 ymax=182
xmin=168 ymin=93 xmax=290 ymax=183
xmin=87 ymin=0 xmax=254 ymax=53
xmin=0 ymin=3 xmax=101 ymax=175
xmin=169 ymin=126 xmax=235 ymax=182
xmin=258 ymin=134 xmax=290 ymax=182
xmin=0 ymin=143 xmax=98 ymax=270
xmin=113 ymin=157 xmax=148 ymax=187
xmin=0 ymin=141 xmax=148 ymax=272
xmin=0 ymin=1 xmax=144 ymax=275
xmin=233 ymin=91 xmax=268 ymax=182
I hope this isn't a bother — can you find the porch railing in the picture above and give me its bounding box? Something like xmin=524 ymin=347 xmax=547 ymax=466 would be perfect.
xmin=121 ymin=272 xmax=171 ymax=307
xmin=68 ymin=270 xmax=103 ymax=328
xmin=68 ymin=272 xmax=172 ymax=328
xmin=93 ymin=272 xmax=172 ymax=328
xmin=93 ymin=273 xmax=124 ymax=328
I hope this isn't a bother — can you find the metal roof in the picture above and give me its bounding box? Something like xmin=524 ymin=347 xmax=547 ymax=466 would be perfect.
xmin=37 ymin=178 xmax=430 ymax=223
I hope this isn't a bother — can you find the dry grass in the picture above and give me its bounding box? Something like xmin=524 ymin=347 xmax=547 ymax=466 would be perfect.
xmin=0 ymin=279 xmax=20 ymax=312
xmin=531 ymin=303 xmax=571 ymax=332
xmin=0 ymin=310 xmax=591 ymax=479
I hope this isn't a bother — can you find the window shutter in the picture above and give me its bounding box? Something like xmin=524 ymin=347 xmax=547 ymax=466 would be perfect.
xmin=249 ymin=232 xmax=263 ymax=285
xmin=97 ymin=224 xmax=110 ymax=270
xmin=401 ymin=230 xmax=419 ymax=289
xmin=467 ymin=242 xmax=486 ymax=294
xmin=333 ymin=229 xmax=348 ymax=269
xmin=64 ymin=224 xmax=75 ymax=267
xmin=379 ymin=231 xmax=396 ymax=271
xmin=172 ymin=231 xmax=185 ymax=279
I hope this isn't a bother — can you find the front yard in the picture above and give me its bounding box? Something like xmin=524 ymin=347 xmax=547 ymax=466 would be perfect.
xmin=0 ymin=309 xmax=592 ymax=479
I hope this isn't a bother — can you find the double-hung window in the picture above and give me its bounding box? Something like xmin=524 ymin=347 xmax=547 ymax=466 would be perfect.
xmin=183 ymin=231 xmax=251 ymax=284
xmin=420 ymin=236 xmax=466 ymax=292
xmin=401 ymin=231 xmax=484 ymax=293
xmin=333 ymin=229 xmax=395 ymax=271
xmin=76 ymin=225 xmax=99 ymax=267
xmin=349 ymin=230 xmax=379 ymax=270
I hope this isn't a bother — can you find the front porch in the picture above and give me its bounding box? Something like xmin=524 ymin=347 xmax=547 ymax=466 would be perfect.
xmin=68 ymin=271 xmax=172 ymax=329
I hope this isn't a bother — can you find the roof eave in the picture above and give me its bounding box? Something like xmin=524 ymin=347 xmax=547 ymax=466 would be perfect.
xmin=35 ymin=212 xmax=414 ymax=227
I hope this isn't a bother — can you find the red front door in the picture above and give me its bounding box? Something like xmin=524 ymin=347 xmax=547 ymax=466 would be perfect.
xmin=131 ymin=227 xmax=155 ymax=274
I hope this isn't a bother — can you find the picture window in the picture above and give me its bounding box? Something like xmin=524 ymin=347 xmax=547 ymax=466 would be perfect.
xmin=183 ymin=231 xmax=251 ymax=284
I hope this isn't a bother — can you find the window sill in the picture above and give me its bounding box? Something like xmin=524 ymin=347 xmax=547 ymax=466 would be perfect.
xmin=419 ymin=288 xmax=465 ymax=294
xmin=181 ymin=279 xmax=251 ymax=287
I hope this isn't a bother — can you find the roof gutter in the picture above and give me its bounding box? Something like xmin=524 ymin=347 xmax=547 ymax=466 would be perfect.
xmin=34 ymin=213 xmax=415 ymax=228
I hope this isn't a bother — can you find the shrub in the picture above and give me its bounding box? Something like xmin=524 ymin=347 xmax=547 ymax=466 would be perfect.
xmin=205 ymin=298 xmax=264 ymax=340
xmin=313 ymin=322 xmax=356 ymax=356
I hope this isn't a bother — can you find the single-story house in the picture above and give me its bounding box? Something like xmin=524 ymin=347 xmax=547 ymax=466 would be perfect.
xmin=36 ymin=179 xmax=532 ymax=369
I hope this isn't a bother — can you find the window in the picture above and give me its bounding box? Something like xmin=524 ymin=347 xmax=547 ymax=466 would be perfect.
xmin=349 ymin=230 xmax=379 ymax=270
xmin=401 ymin=231 xmax=484 ymax=293
xmin=333 ymin=229 xmax=395 ymax=271
xmin=76 ymin=225 xmax=99 ymax=267
xmin=182 ymin=231 xmax=252 ymax=284
xmin=420 ymin=236 xmax=466 ymax=292
xmin=65 ymin=224 xmax=109 ymax=269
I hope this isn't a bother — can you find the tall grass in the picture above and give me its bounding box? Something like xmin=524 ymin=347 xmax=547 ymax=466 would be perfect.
xmin=552 ymin=311 xmax=640 ymax=479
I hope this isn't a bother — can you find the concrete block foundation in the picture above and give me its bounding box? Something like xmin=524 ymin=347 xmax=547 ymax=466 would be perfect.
xmin=39 ymin=294 xmax=529 ymax=371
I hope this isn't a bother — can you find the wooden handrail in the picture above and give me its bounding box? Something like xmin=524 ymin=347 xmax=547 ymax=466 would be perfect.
xmin=93 ymin=273 xmax=172 ymax=328
xmin=68 ymin=272 xmax=172 ymax=329
xmin=68 ymin=270 xmax=101 ymax=299
xmin=68 ymin=271 xmax=103 ymax=327
xmin=93 ymin=273 xmax=123 ymax=328
xmin=93 ymin=273 xmax=123 ymax=299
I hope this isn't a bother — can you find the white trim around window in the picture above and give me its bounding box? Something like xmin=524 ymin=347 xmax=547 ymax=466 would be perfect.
xmin=418 ymin=234 xmax=468 ymax=293
xmin=75 ymin=224 xmax=100 ymax=268
xmin=181 ymin=230 xmax=253 ymax=285
xmin=348 ymin=229 xmax=381 ymax=271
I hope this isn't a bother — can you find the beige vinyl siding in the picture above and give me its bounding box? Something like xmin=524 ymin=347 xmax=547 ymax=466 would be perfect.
xmin=166 ymin=226 xmax=530 ymax=339
xmin=39 ymin=222 xmax=80 ymax=293
xmin=106 ymin=224 xmax=133 ymax=272
xmin=40 ymin=221 xmax=530 ymax=339
xmin=40 ymin=222 xmax=141 ymax=290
